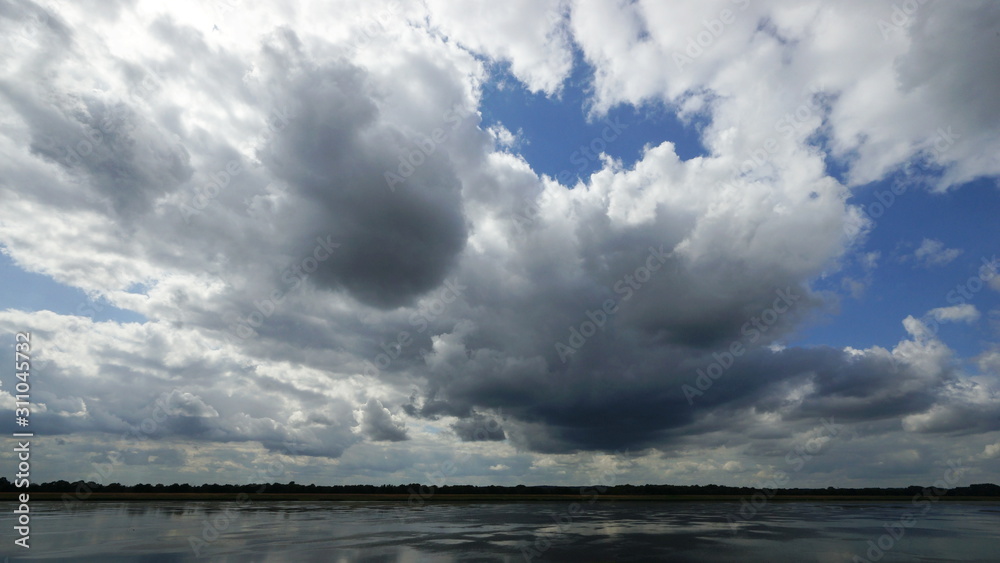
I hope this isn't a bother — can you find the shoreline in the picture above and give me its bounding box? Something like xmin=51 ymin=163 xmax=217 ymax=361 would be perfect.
xmin=2 ymin=492 xmax=997 ymax=502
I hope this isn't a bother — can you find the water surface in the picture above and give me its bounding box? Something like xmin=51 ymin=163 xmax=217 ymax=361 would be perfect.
xmin=2 ymin=500 xmax=998 ymax=561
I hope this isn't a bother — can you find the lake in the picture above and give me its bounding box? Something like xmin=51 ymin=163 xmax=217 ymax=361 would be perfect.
xmin=1 ymin=500 xmax=998 ymax=561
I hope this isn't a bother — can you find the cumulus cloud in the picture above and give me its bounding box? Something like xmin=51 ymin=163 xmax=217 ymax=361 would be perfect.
xmin=159 ymin=390 xmax=220 ymax=418
xmin=978 ymin=347 xmax=1000 ymax=375
xmin=571 ymin=0 xmax=1000 ymax=187
xmin=981 ymin=443 xmax=1000 ymax=460
xmin=423 ymin=0 xmax=573 ymax=95
xmin=356 ymin=399 xmax=409 ymax=442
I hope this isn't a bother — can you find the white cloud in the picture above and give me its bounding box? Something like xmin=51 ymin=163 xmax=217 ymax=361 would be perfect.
xmin=991 ymin=273 xmax=1000 ymax=293
xmin=355 ymin=399 xmax=409 ymax=442
xmin=912 ymin=238 xmax=963 ymax=267
xmin=570 ymin=0 xmax=1000 ymax=189
xmin=928 ymin=304 xmax=980 ymax=324
xmin=487 ymin=123 xmax=520 ymax=150
xmin=981 ymin=443 xmax=1000 ymax=460
xmin=423 ymin=0 xmax=573 ymax=95
xmin=862 ymin=251 xmax=881 ymax=270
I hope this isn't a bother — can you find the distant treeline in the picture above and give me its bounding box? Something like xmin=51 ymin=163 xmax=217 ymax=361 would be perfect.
xmin=2 ymin=478 xmax=999 ymax=497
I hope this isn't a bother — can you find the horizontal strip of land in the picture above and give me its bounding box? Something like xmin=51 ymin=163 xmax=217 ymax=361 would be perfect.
xmin=2 ymin=492 xmax=997 ymax=502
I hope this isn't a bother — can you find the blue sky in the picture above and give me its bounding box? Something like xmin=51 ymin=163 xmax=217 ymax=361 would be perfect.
xmin=0 ymin=253 xmax=145 ymax=324
xmin=479 ymin=55 xmax=708 ymax=183
xmin=800 ymin=175 xmax=1000 ymax=361
xmin=1 ymin=0 xmax=998 ymax=491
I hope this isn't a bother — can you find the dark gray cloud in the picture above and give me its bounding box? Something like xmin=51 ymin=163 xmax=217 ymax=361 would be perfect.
xmin=407 ymin=326 xmax=962 ymax=454
xmin=259 ymin=30 xmax=468 ymax=309
xmin=451 ymin=414 xmax=506 ymax=442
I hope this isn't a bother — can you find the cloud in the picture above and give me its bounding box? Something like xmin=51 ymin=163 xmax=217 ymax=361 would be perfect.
xmin=0 ymin=310 xmax=362 ymax=462
xmin=928 ymin=304 xmax=980 ymax=324
xmin=115 ymin=447 xmax=188 ymax=467
xmin=254 ymin=33 xmax=469 ymax=309
xmin=912 ymin=238 xmax=963 ymax=267
xmin=901 ymin=381 xmax=1000 ymax=435
xmin=981 ymin=442 xmax=1000 ymax=460
xmin=0 ymin=0 xmax=997 ymax=487
xmin=978 ymin=347 xmax=1000 ymax=375
xmin=451 ymin=414 xmax=506 ymax=442
xmin=159 ymin=390 xmax=220 ymax=418
xmin=356 ymin=399 xmax=409 ymax=442
xmin=423 ymin=0 xmax=573 ymax=95
xmin=571 ymin=1 xmax=1000 ymax=188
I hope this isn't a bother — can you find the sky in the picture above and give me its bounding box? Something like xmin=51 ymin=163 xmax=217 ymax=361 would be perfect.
xmin=0 ymin=0 xmax=998 ymax=490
